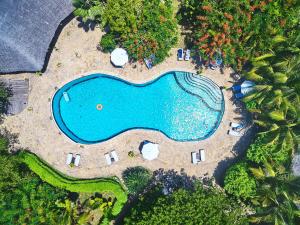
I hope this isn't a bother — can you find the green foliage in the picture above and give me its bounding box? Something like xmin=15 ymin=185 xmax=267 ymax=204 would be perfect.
xmin=18 ymin=151 xmax=127 ymax=216
xmin=249 ymin=164 xmax=300 ymax=224
xmin=180 ymin=0 xmax=300 ymax=70
xmin=73 ymin=0 xmax=104 ymax=23
xmin=247 ymin=134 xmax=291 ymax=164
xmin=242 ymin=35 xmax=300 ymax=161
xmin=122 ymin=166 xmax=152 ymax=194
xmin=73 ymin=0 xmax=178 ymax=64
xmin=100 ymin=33 xmax=116 ymax=53
xmin=224 ymin=162 xmax=257 ymax=200
xmin=123 ymin=183 xmax=248 ymax=225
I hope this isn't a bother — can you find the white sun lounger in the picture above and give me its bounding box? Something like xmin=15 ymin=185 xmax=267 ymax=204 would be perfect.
xmin=184 ymin=49 xmax=191 ymax=61
xmin=66 ymin=153 xmax=73 ymax=165
xmin=111 ymin=150 xmax=119 ymax=162
xmin=200 ymin=149 xmax=205 ymax=161
xmin=228 ymin=129 xmax=242 ymax=137
xmin=230 ymin=122 xmax=244 ymax=129
xmin=105 ymin=153 xmax=112 ymax=165
xmin=192 ymin=152 xmax=200 ymax=164
xmin=74 ymin=154 xmax=81 ymax=166
xmin=63 ymin=92 xmax=70 ymax=102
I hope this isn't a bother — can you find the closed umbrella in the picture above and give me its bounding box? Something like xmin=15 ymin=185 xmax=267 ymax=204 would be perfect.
xmin=141 ymin=142 xmax=159 ymax=160
xmin=110 ymin=48 xmax=129 ymax=67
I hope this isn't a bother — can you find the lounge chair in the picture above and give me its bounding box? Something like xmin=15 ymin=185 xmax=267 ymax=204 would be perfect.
xmin=63 ymin=92 xmax=70 ymax=102
xmin=200 ymin=149 xmax=205 ymax=161
xmin=105 ymin=153 xmax=112 ymax=165
xmin=74 ymin=154 xmax=81 ymax=167
xmin=234 ymin=92 xmax=244 ymax=99
xmin=230 ymin=122 xmax=245 ymax=130
xmin=227 ymin=129 xmax=242 ymax=137
xmin=178 ymin=48 xmax=184 ymax=61
xmin=66 ymin=153 xmax=73 ymax=165
xmin=111 ymin=150 xmax=119 ymax=162
xmin=192 ymin=152 xmax=200 ymax=164
xmin=231 ymin=85 xmax=241 ymax=93
xmin=184 ymin=49 xmax=191 ymax=61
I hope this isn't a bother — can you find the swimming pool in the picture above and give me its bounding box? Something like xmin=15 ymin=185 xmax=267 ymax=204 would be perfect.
xmin=52 ymin=71 xmax=224 ymax=144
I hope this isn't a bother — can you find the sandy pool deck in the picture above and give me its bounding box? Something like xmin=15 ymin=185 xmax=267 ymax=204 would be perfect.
xmin=2 ymin=18 xmax=252 ymax=180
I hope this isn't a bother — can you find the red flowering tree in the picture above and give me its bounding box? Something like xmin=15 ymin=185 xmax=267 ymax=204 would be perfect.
xmin=180 ymin=0 xmax=299 ymax=70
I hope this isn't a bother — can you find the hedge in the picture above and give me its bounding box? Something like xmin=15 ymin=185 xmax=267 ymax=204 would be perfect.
xmin=18 ymin=151 xmax=127 ymax=215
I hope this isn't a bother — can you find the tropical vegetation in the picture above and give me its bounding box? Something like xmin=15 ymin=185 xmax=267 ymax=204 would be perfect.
xmin=122 ymin=166 xmax=152 ymax=195
xmin=224 ymin=34 xmax=300 ymax=224
xmin=123 ymin=183 xmax=248 ymax=225
xmin=179 ymin=0 xmax=299 ymax=70
xmin=19 ymin=151 xmax=127 ymax=215
xmin=73 ymin=0 xmax=178 ymax=64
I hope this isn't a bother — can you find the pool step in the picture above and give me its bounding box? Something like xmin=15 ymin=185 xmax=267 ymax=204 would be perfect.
xmin=174 ymin=72 xmax=223 ymax=111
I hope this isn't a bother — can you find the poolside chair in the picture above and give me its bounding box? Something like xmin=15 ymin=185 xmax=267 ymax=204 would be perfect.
xmin=66 ymin=153 xmax=73 ymax=165
xmin=74 ymin=154 xmax=81 ymax=167
xmin=227 ymin=129 xmax=242 ymax=137
xmin=105 ymin=153 xmax=112 ymax=165
xmin=178 ymin=48 xmax=184 ymax=61
xmin=234 ymin=92 xmax=244 ymax=99
xmin=144 ymin=58 xmax=153 ymax=69
xmin=230 ymin=122 xmax=245 ymax=130
xmin=63 ymin=92 xmax=70 ymax=102
xmin=200 ymin=149 xmax=205 ymax=161
xmin=184 ymin=49 xmax=191 ymax=61
xmin=111 ymin=150 xmax=119 ymax=162
xmin=191 ymin=152 xmax=200 ymax=164
xmin=231 ymin=85 xmax=241 ymax=93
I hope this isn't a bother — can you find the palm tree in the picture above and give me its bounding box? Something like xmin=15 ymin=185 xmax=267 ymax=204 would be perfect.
xmin=242 ymin=35 xmax=300 ymax=155
xmin=249 ymin=163 xmax=300 ymax=224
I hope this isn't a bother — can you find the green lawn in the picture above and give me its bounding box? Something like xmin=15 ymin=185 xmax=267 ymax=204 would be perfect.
xmin=18 ymin=151 xmax=128 ymax=215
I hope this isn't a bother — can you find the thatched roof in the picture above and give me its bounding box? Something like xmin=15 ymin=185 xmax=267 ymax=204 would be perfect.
xmin=0 ymin=0 xmax=73 ymax=73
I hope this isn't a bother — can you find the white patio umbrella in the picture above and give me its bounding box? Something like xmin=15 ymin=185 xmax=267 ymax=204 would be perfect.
xmin=141 ymin=142 xmax=159 ymax=160
xmin=241 ymin=80 xmax=255 ymax=88
xmin=110 ymin=48 xmax=129 ymax=67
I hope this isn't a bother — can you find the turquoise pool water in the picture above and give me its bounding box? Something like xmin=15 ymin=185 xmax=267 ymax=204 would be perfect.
xmin=52 ymin=71 xmax=224 ymax=144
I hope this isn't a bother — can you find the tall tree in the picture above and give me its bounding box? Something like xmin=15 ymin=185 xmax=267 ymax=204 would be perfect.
xmin=243 ymin=35 xmax=300 ymax=158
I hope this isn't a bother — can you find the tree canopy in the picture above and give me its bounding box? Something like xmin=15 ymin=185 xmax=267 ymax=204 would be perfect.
xmin=123 ymin=183 xmax=248 ymax=225
xmin=73 ymin=0 xmax=178 ymax=64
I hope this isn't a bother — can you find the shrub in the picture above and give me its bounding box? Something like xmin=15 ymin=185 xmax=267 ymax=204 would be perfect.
xmin=122 ymin=166 xmax=152 ymax=194
xmin=247 ymin=134 xmax=291 ymax=164
xmin=224 ymin=162 xmax=257 ymax=199
xmin=100 ymin=33 xmax=116 ymax=53
xmin=18 ymin=151 xmax=127 ymax=216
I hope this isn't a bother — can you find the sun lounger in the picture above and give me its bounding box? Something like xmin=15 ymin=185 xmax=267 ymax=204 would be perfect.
xmin=231 ymin=85 xmax=241 ymax=93
xmin=184 ymin=49 xmax=191 ymax=61
xmin=230 ymin=122 xmax=244 ymax=130
xmin=200 ymin=149 xmax=205 ymax=161
xmin=63 ymin=92 xmax=70 ymax=102
xmin=178 ymin=48 xmax=184 ymax=61
xmin=191 ymin=152 xmax=199 ymax=164
xmin=66 ymin=153 xmax=73 ymax=165
xmin=227 ymin=129 xmax=242 ymax=137
xmin=111 ymin=150 xmax=119 ymax=162
xmin=105 ymin=153 xmax=112 ymax=165
xmin=235 ymin=92 xmax=244 ymax=99
xmin=74 ymin=154 xmax=81 ymax=166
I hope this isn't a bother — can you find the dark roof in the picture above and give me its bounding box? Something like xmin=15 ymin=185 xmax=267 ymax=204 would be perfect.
xmin=0 ymin=79 xmax=29 ymax=115
xmin=0 ymin=0 xmax=73 ymax=73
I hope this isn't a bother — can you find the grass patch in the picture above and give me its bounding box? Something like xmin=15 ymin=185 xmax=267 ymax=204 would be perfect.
xmin=18 ymin=151 xmax=127 ymax=215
